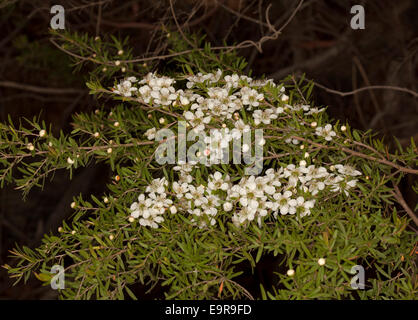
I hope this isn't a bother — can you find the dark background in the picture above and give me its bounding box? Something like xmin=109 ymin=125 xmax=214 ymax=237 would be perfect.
xmin=0 ymin=0 xmax=417 ymax=299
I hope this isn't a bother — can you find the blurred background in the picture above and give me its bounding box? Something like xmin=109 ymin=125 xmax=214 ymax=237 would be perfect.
xmin=0 ymin=0 xmax=417 ymax=299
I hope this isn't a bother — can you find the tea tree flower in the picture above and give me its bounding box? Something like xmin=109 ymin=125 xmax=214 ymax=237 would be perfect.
xmin=315 ymin=124 xmax=336 ymax=141
xmin=184 ymin=110 xmax=211 ymax=132
xmin=144 ymin=127 xmax=156 ymax=140
xmin=113 ymin=80 xmax=138 ymax=97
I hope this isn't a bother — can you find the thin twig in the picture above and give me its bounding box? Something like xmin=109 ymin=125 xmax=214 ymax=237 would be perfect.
xmin=392 ymin=185 xmax=418 ymax=227
xmin=312 ymin=81 xmax=418 ymax=99
xmin=0 ymin=81 xmax=85 ymax=95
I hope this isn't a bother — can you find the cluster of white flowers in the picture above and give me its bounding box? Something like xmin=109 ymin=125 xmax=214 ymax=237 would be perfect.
xmin=112 ymin=70 xmax=337 ymax=149
xmin=129 ymin=177 xmax=173 ymax=228
xmin=116 ymin=70 xmax=362 ymax=229
xmin=129 ymin=162 xmax=361 ymax=228
xmin=112 ymin=70 xmax=286 ymax=132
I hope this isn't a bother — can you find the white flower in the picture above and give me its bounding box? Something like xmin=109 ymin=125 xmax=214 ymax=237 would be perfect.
xmin=304 ymin=165 xmax=329 ymax=181
xmin=283 ymin=164 xmax=308 ymax=186
xmin=252 ymin=109 xmax=277 ymax=125
xmin=138 ymin=85 xmax=152 ymax=103
xmin=185 ymin=185 xmax=206 ymax=206
xmin=223 ymin=202 xmax=233 ymax=211
xmin=144 ymin=127 xmax=157 ymax=140
xmin=240 ymin=87 xmax=264 ymax=108
xmin=184 ymin=110 xmax=211 ymax=132
xmin=114 ymin=80 xmax=138 ymax=97
xmin=235 ymin=206 xmax=257 ymax=223
xmin=208 ymin=172 xmax=230 ymax=191
xmin=151 ymin=87 xmax=177 ymax=106
xmin=307 ymin=180 xmax=325 ymax=195
xmin=139 ymin=215 xmax=164 ymax=229
xmin=290 ymin=196 xmax=315 ymax=217
xmin=146 ymin=178 xmax=168 ymax=194
xmin=315 ymin=124 xmax=336 ymax=141
xmin=172 ymin=181 xmax=189 ymax=198
xmin=173 ymin=162 xmax=195 ymax=173
xmin=273 ymin=191 xmax=294 ymax=215
xmin=334 ymin=164 xmax=362 ymax=176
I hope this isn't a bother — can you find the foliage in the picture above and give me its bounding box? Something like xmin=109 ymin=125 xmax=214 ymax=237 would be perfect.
xmin=1 ymin=30 xmax=417 ymax=300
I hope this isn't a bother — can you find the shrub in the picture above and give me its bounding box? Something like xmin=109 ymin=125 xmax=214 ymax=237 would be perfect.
xmin=1 ymin=31 xmax=417 ymax=300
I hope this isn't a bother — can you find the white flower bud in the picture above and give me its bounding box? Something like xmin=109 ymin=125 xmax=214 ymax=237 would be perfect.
xmin=159 ymin=118 xmax=165 ymax=124
xmin=70 ymin=202 xmax=76 ymax=209
xmin=117 ymin=49 xmax=124 ymax=55
xmin=27 ymin=143 xmax=34 ymax=151
xmin=114 ymin=121 xmax=119 ymax=127
xmin=223 ymin=202 xmax=233 ymax=212
xmin=311 ymin=122 xmax=317 ymax=128
xmin=128 ymin=217 xmax=135 ymax=223
xmin=287 ymin=269 xmax=295 ymax=276
xmin=109 ymin=234 xmax=114 ymax=240
xmin=107 ymin=148 xmax=113 ymax=154
xmin=115 ymin=60 xmax=121 ymax=66
xmin=170 ymin=206 xmax=177 ymax=214
xmin=71 ymin=230 xmax=76 ymax=235
xmin=93 ymin=132 xmax=100 ymax=138
xmin=67 ymin=157 xmax=74 ymax=165
xmin=341 ymin=125 xmax=347 ymax=131
xmin=39 ymin=129 xmax=46 ymax=137
xmin=318 ymin=258 xmax=326 ymax=266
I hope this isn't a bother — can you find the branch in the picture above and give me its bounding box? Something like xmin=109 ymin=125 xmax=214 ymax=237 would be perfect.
xmin=312 ymin=81 xmax=418 ymax=99
xmin=392 ymin=185 xmax=418 ymax=227
xmin=0 ymin=81 xmax=85 ymax=95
